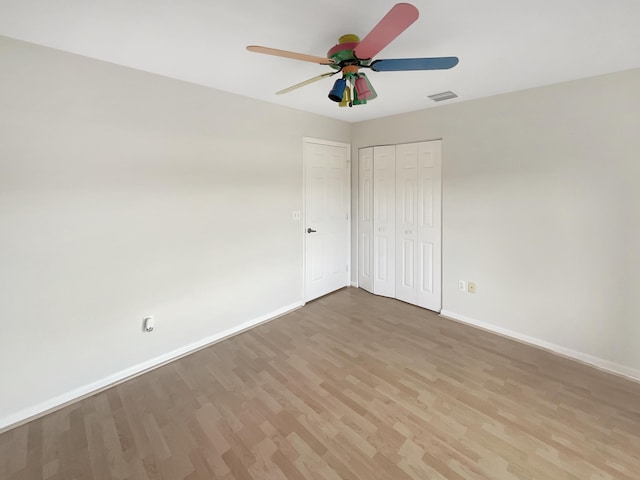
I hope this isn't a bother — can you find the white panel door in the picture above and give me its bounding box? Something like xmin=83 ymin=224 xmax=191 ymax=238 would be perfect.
xmin=304 ymin=140 xmax=350 ymax=302
xmin=358 ymin=147 xmax=374 ymax=293
xmin=416 ymin=141 xmax=442 ymax=312
xmin=395 ymin=143 xmax=418 ymax=305
xmin=373 ymin=145 xmax=396 ymax=297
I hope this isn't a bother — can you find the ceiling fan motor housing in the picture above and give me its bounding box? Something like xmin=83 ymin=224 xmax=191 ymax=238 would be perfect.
xmin=327 ymin=34 xmax=371 ymax=69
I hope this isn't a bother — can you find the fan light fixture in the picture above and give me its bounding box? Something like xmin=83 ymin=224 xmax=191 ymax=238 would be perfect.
xmin=339 ymin=85 xmax=352 ymax=107
xmin=352 ymin=88 xmax=367 ymax=105
xmin=328 ymin=78 xmax=347 ymax=102
xmin=354 ymin=77 xmax=372 ymax=100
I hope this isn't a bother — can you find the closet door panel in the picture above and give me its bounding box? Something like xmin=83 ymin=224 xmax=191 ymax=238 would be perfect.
xmin=416 ymin=141 xmax=442 ymax=311
xmin=395 ymin=143 xmax=418 ymax=305
xmin=358 ymin=147 xmax=374 ymax=292
xmin=372 ymin=146 xmax=396 ymax=297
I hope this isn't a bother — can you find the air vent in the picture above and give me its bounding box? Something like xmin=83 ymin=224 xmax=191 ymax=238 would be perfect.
xmin=428 ymin=91 xmax=458 ymax=102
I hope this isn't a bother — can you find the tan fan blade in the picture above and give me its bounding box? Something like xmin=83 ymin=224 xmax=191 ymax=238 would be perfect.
xmin=247 ymin=45 xmax=334 ymax=65
xmin=276 ymin=72 xmax=336 ymax=95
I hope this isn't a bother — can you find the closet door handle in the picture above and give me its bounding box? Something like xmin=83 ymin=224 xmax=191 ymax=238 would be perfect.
xmin=307 ymin=228 xmax=317 ymax=233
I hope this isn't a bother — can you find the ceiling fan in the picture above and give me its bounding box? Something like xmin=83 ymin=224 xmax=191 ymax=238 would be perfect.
xmin=247 ymin=3 xmax=459 ymax=107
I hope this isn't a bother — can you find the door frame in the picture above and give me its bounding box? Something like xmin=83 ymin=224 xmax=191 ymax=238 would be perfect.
xmin=302 ymin=137 xmax=352 ymax=304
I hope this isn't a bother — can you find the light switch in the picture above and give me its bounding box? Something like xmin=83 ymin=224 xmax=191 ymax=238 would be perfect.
xmin=143 ymin=316 xmax=155 ymax=333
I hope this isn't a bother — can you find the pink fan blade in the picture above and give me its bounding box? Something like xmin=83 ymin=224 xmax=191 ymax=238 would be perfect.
xmin=354 ymin=3 xmax=419 ymax=60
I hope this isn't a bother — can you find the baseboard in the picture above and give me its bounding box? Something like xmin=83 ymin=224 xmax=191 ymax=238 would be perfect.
xmin=0 ymin=301 xmax=303 ymax=434
xmin=350 ymin=281 xmax=358 ymax=287
xmin=439 ymin=310 xmax=640 ymax=383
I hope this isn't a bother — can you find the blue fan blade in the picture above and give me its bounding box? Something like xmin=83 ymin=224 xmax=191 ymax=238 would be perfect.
xmin=370 ymin=57 xmax=459 ymax=72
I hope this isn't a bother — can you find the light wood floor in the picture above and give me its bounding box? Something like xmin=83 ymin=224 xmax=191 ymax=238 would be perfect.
xmin=2 ymin=287 xmax=639 ymax=480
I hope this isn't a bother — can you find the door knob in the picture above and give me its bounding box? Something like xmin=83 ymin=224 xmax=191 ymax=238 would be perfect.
xmin=307 ymin=228 xmax=317 ymax=233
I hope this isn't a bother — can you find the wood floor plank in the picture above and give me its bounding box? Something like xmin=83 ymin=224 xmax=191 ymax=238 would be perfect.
xmin=2 ymin=287 xmax=640 ymax=479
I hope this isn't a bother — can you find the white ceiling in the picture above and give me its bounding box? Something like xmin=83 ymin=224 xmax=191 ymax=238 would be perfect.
xmin=1 ymin=0 xmax=639 ymax=123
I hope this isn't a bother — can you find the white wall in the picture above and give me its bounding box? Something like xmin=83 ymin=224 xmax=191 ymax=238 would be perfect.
xmin=0 ymin=36 xmax=350 ymax=429
xmin=2 ymin=33 xmax=638 ymax=431
xmin=352 ymin=68 xmax=640 ymax=378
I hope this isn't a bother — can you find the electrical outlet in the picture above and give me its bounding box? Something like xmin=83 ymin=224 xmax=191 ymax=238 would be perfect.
xmin=292 ymin=211 xmax=301 ymax=221
xmin=458 ymin=280 xmax=467 ymax=292
xmin=468 ymin=282 xmax=477 ymax=294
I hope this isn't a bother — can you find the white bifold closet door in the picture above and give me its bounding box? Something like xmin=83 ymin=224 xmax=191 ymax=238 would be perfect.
xmin=417 ymin=141 xmax=442 ymax=311
xmin=358 ymin=140 xmax=441 ymax=312
xmin=358 ymin=147 xmax=374 ymax=292
xmin=396 ymin=141 xmax=442 ymax=311
xmin=372 ymin=146 xmax=396 ymax=297
xmin=395 ymin=143 xmax=419 ymax=304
